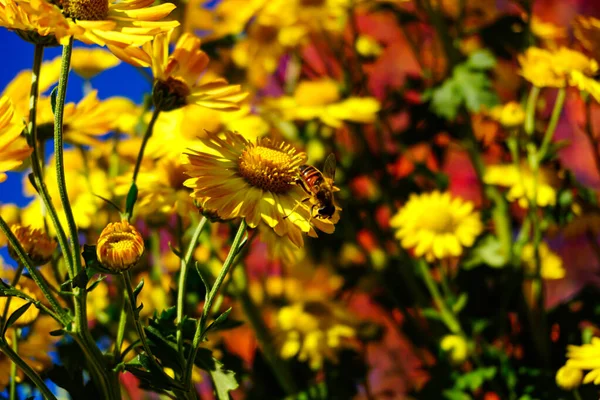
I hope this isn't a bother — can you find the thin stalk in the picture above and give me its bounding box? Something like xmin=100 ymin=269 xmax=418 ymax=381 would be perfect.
xmin=26 ymin=44 xmax=73 ymax=278
xmin=113 ymin=290 xmax=127 ymax=362
xmin=185 ymin=220 xmax=247 ymax=389
xmin=9 ymin=329 xmax=17 ymax=400
xmin=538 ymin=88 xmax=566 ymax=161
xmin=132 ymin=108 xmax=160 ymax=184
xmin=0 ymin=264 xmax=24 ymax=332
xmin=0 ymin=339 xmax=57 ymax=400
xmin=176 ymin=217 xmax=208 ymax=355
xmin=524 ymin=86 xmax=541 ymax=136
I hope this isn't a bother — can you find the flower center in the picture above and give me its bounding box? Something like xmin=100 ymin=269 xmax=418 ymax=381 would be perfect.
xmin=238 ymin=144 xmax=298 ymax=193
xmin=420 ymin=207 xmax=455 ymax=233
xmin=301 ymin=0 xmax=326 ymax=6
xmin=153 ymin=77 xmax=191 ymax=111
xmin=62 ymin=0 xmax=109 ymax=20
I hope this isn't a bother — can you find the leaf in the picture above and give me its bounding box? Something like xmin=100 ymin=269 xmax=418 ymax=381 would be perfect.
xmin=443 ymin=389 xmax=472 ymax=400
xmin=195 ymin=261 xmax=211 ymax=303
xmin=195 ymin=352 xmax=238 ymax=400
xmin=462 ymin=235 xmax=507 ymax=269
xmin=87 ymin=275 xmax=107 ymax=292
xmin=50 ymin=87 xmax=58 ymax=115
xmin=49 ymin=329 xmax=65 ymax=337
xmin=125 ymin=182 xmax=138 ymax=217
xmin=465 ymin=49 xmax=496 ymax=70
xmin=145 ymin=325 xmax=184 ymax=372
xmin=430 ymin=79 xmax=463 ymax=120
xmin=421 ymin=308 xmax=442 ymax=321
xmin=206 ymin=307 xmax=232 ymax=333
xmin=72 ymin=269 xmax=89 ymax=289
xmin=455 ymin=367 xmax=497 ymax=392
xmin=133 ymin=278 xmax=145 ymax=303
xmin=3 ymin=301 xmax=32 ymax=335
xmin=451 ymin=293 xmax=468 ymax=314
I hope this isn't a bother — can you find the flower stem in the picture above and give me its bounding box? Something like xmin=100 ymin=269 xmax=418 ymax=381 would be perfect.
xmin=185 ymin=220 xmax=247 ymax=389
xmin=0 ymin=337 xmax=57 ymax=400
xmin=113 ymin=288 xmax=127 ymax=362
xmin=132 ymin=108 xmax=160 ymax=184
xmin=525 ymin=86 xmax=541 ymax=136
xmin=9 ymin=329 xmax=17 ymax=400
xmin=0 ymin=264 xmax=24 ymax=332
xmin=177 ymin=217 xmax=208 ymax=355
xmin=538 ymin=88 xmax=566 ymax=161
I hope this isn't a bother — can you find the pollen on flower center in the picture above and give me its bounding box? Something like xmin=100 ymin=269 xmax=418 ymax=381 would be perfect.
xmin=421 ymin=208 xmax=455 ymax=233
xmin=238 ymin=144 xmax=299 ymax=193
xmin=62 ymin=0 xmax=109 ymax=21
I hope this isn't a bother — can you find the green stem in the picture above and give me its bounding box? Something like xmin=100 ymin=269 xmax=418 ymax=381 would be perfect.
xmin=525 ymin=86 xmax=541 ymax=136
xmin=26 ymin=44 xmax=73 ymax=278
xmin=176 ymin=217 xmax=208 ymax=355
xmin=538 ymin=88 xmax=566 ymax=161
xmin=0 ymin=338 xmax=57 ymax=400
xmin=9 ymin=329 xmax=17 ymax=400
xmin=132 ymin=108 xmax=160 ymax=184
xmin=0 ymin=216 xmax=68 ymax=324
xmin=0 ymin=264 xmax=24 ymax=332
xmin=185 ymin=220 xmax=247 ymax=389
xmin=113 ymin=289 xmax=127 ymax=362
xmin=417 ymin=259 xmax=462 ymax=335
xmin=573 ymin=389 xmax=583 ymax=400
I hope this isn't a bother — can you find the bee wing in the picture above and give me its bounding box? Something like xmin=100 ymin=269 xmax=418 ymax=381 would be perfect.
xmin=322 ymin=153 xmax=337 ymax=181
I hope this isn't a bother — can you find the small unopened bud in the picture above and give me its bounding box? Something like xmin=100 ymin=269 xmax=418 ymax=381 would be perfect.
xmin=96 ymin=220 xmax=144 ymax=273
xmin=441 ymin=334 xmax=469 ymax=365
xmin=9 ymin=224 xmax=56 ymax=266
xmin=556 ymin=365 xmax=583 ymax=391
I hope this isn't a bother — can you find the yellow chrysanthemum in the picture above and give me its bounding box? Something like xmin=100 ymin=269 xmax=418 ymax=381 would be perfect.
xmin=182 ymin=131 xmax=338 ymax=249
xmin=573 ymin=15 xmax=600 ymax=63
xmin=96 ymin=219 xmax=145 ymax=273
xmin=488 ymin=101 xmax=525 ymax=128
xmin=518 ymin=47 xmax=598 ymax=88
xmin=0 ymin=95 xmax=30 ymax=183
xmin=0 ymin=0 xmax=179 ymax=56
xmin=8 ymin=224 xmax=56 ymax=266
xmin=0 ymin=285 xmax=40 ymax=326
xmin=530 ymin=16 xmax=567 ymax=41
xmin=484 ymin=164 xmax=557 ymax=208
xmin=566 ymin=337 xmax=600 ymax=385
xmin=556 ymin=365 xmax=583 ymax=390
xmin=71 ymin=47 xmax=121 ymax=80
xmin=441 ymin=334 xmax=469 ymax=365
xmin=570 ymin=70 xmax=600 ymax=103
xmin=276 ymin=301 xmax=356 ymax=370
xmin=356 ymin=34 xmax=384 ymax=58
xmin=390 ymin=191 xmax=483 ymax=261
xmin=521 ymin=242 xmax=565 ymax=280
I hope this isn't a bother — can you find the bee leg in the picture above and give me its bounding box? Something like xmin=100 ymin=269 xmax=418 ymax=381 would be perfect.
xmin=283 ymin=197 xmax=311 ymax=220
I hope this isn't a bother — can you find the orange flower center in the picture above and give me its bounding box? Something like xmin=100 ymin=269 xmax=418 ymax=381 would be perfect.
xmin=62 ymin=0 xmax=109 ymax=20
xmin=238 ymin=144 xmax=300 ymax=193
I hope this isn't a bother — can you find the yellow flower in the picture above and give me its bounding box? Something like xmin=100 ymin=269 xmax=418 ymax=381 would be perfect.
xmin=71 ymin=47 xmax=121 ymax=80
xmin=573 ymin=15 xmax=600 ymax=63
xmin=0 ymin=95 xmax=30 ymax=183
xmin=117 ymin=31 xmax=246 ymax=111
xmin=0 ymin=0 xmax=179 ymax=55
xmin=521 ymin=242 xmax=565 ymax=280
xmin=488 ymin=101 xmax=525 ymax=128
xmin=566 ymin=337 xmax=600 ymax=385
xmin=484 ymin=164 xmax=557 ymax=208
xmin=276 ymin=301 xmax=356 ymax=370
xmin=556 ymin=365 xmax=583 ymax=390
xmin=0 ymin=285 xmax=39 ymax=325
xmin=570 ymin=70 xmax=600 ymax=103
xmin=182 ymin=131 xmax=338 ymax=249
xmin=530 ymin=16 xmax=567 ymax=41
xmin=8 ymin=224 xmax=56 ymax=266
xmin=96 ymin=220 xmax=145 ymax=273
xmin=441 ymin=334 xmax=469 ymax=365
xmin=518 ymin=47 xmax=598 ymax=88
xmin=355 ymin=34 xmax=383 ymax=58
xmin=390 ymin=191 xmax=483 ymax=261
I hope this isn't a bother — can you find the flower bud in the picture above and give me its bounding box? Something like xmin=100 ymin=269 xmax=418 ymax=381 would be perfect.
xmin=441 ymin=334 xmax=469 ymax=365
xmin=96 ymin=220 xmax=144 ymax=273
xmin=556 ymin=365 xmax=583 ymax=390
xmin=8 ymin=224 xmax=56 ymax=266
xmin=152 ymin=78 xmax=189 ymax=112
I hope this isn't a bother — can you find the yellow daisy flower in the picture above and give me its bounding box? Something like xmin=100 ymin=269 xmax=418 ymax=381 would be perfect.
xmin=390 ymin=191 xmax=483 ymax=261
xmin=518 ymin=46 xmax=598 ymax=88
xmin=484 ymin=163 xmax=557 ymax=208
xmin=521 ymin=242 xmax=565 ymax=280
xmin=570 ymin=70 xmax=600 ymax=103
xmin=115 ymin=31 xmax=246 ymax=111
xmin=71 ymin=47 xmax=121 ymax=80
xmin=0 ymin=0 xmax=179 ymax=52
xmin=488 ymin=101 xmax=525 ymax=128
xmin=566 ymin=337 xmax=600 ymax=385
xmin=181 ymin=131 xmax=338 ymax=248
xmin=441 ymin=334 xmax=469 ymax=365
xmin=573 ymin=15 xmax=600 ymax=63
xmin=0 ymin=95 xmax=30 ymax=183
xmin=556 ymin=365 xmax=583 ymax=390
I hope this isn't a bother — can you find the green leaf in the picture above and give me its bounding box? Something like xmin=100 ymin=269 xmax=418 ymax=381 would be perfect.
xmin=451 ymin=293 xmax=468 ymax=314
xmin=145 ymin=325 xmax=184 ymax=373
xmin=49 ymin=329 xmax=65 ymax=336
xmin=195 ymin=261 xmax=211 ymax=303
xmin=465 ymin=49 xmax=496 ymax=70
xmin=206 ymin=307 xmax=232 ymax=333
xmin=196 ymin=352 xmax=238 ymax=400
xmin=455 ymin=367 xmax=497 ymax=392
xmin=133 ymin=278 xmax=145 ymax=303
xmin=462 ymin=235 xmax=507 ymax=269
xmin=50 ymin=87 xmax=58 ymax=115
xmin=3 ymin=301 xmax=32 ymax=335
xmin=125 ymin=182 xmax=138 ymax=217
xmin=421 ymin=308 xmax=442 ymax=321
xmin=86 ymin=275 xmax=107 ymax=292
xmin=453 ymin=66 xmax=498 ymax=114
xmin=430 ymin=78 xmax=462 ymax=120
xmin=443 ymin=389 xmax=472 ymax=400
xmin=72 ymin=269 xmax=89 ymax=289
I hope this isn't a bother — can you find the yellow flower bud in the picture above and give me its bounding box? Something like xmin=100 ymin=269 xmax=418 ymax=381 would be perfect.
xmin=96 ymin=220 xmax=144 ymax=273
xmin=8 ymin=224 xmax=56 ymax=266
xmin=556 ymin=365 xmax=583 ymax=390
xmin=441 ymin=334 xmax=469 ymax=365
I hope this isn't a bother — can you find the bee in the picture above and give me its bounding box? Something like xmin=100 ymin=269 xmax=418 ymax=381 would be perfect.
xmin=296 ymin=153 xmax=338 ymax=219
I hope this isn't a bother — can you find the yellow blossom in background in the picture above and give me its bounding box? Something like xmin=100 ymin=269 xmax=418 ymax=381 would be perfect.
xmin=86 ymin=280 xmax=109 ymax=324
xmin=518 ymin=47 xmax=598 ymax=88
xmin=71 ymin=47 xmax=121 ymax=80
xmin=0 ymin=285 xmax=39 ymax=325
xmin=570 ymin=70 xmax=600 ymax=103
xmin=182 ymin=131 xmax=338 ymax=253
xmin=521 ymin=242 xmax=565 ymax=280
xmin=8 ymin=224 xmax=56 ymax=266
xmin=0 ymin=204 xmax=20 ymax=247
xmin=136 ymin=273 xmax=172 ymax=318
xmin=556 ymin=365 xmax=583 ymax=390
xmin=390 ymin=191 xmax=483 ymax=261
xmin=97 ymin=219 xmax=145 ymax=273
xmin=356 ymin=34 xmax=384 ymax=58
xmin=488 ymin=101 xmax=525 ymax=128
xmin=0 ymin=0 xmax=179 ymax=60
xmin=566 ymin=337 xmax=600 ymax=385
xmin=530 ymin=16 xmax=567 ymax=41
xmin=441 ymin=334 xmax=469 ymax=365
xmin=276 ymin=301 xmax=356 ymax=370
xmin=573 ymin=15 xmax=600 ymax=63
xmin=484 ymin=164 xmax=557 ymax=208
xmin=0 ymin=95 xmax=29 ymax=183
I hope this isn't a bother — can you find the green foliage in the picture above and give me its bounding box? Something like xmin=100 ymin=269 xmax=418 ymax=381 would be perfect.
xmin=463 ymin=235 xmax=507 ymax=269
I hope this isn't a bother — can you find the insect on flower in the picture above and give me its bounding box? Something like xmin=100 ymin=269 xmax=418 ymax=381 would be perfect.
xmin=294 ymin=153 xmax=340 ymax=220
